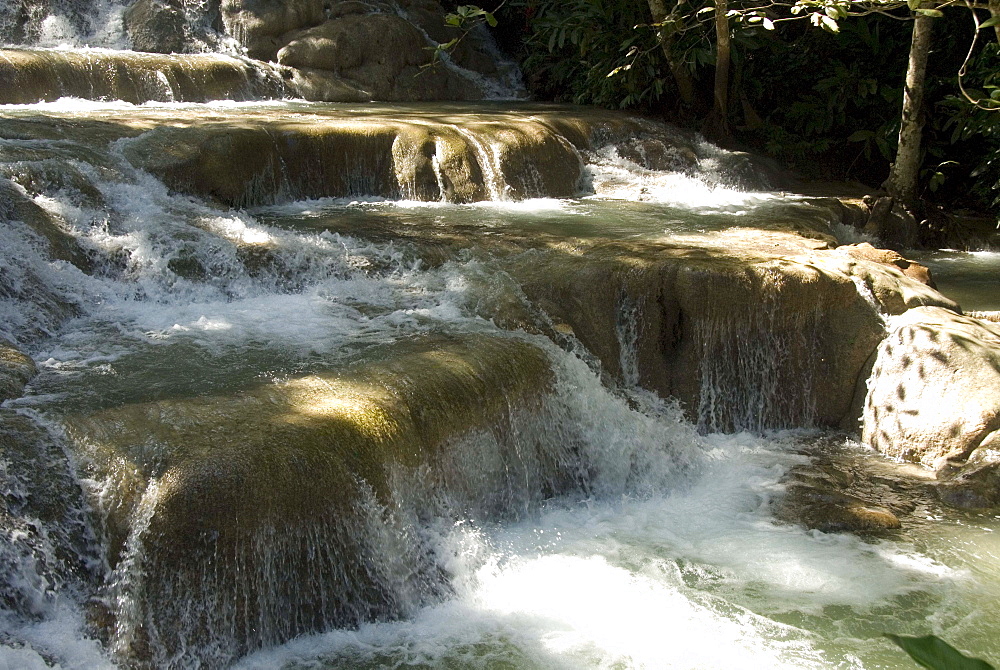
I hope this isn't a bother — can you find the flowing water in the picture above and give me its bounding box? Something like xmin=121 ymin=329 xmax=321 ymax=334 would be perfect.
xmin=1 ymin=60 xmax=999 ymax=670
xmin=913 ymin=250 xmax=1000 ymax=312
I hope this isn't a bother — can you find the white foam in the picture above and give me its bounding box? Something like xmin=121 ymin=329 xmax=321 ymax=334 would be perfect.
xmin=30 ymin=3 xmax=128 ymax=50
xmin=0 ymin=609 xmax=113 ymax=670
xmin=584 ymin=145 xmax=780 ymax=210
xmin=233 ymin=380 xmax=964 ymax=670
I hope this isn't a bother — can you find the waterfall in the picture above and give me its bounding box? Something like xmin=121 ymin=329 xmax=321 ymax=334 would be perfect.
xmin=0 ymin=0 xmax=129 ymax=49
xmin=1 ymin=22 xmax=998 ymax=667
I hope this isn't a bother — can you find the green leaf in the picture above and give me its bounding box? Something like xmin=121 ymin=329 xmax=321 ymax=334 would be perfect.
xmin=848 ymin=130 xmax=874 ymax=141
xmin=980 ymin=16 xmax=1000 ymax=28
xmin=885 ymin=635 xmax=995 ymax=670
xmin=820 ymin=15 xmax=840 ymax=32
xmin=762 ymin=17 xmax=775 ymax=29
xmin=915 ymin=8 xmax=944 ymax=17
xmin=907 ymin=0 xmax=922 ymax=10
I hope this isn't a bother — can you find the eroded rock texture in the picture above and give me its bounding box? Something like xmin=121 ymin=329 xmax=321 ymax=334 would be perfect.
xmin=862 ymin=307 xmax=1000 ymax=507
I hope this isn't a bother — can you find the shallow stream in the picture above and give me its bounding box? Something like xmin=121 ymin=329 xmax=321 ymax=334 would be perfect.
xmin=1 ymin=95 xmax=998 ymax=669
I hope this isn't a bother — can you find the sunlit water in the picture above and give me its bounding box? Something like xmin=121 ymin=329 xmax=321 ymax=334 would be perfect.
xmin=1 ymin=98 xmax=999 ymax=669
xmin=912 ymin=250 xmax=1000 ymax=312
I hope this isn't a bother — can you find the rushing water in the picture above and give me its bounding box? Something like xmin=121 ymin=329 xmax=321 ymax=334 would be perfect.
xmin=1 ymin=95 xmax=999 ymax=670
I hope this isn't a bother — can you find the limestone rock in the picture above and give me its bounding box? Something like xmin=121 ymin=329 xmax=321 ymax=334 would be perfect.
xmin=124 ymin=0 xmax=186 ymax=54
xmin=0 ymin=411 xmax=100 ymax=617
xmin=782 ymin=484 xmax=901 ymax=533
xmin=841 ymin=242 xmax=935 ymax=287
xmin=276 ymin=12 xmax=482 ymax=101
xmin=120 ymin=112 xmax=584 ymax=206
xmin=861 ymin=196 xmax=919 ymax=251
xmin=283 ymin=66 xmax=372 ymax=102
xmin=970 ymin=311 xmax=1000 ymax=323
xmin=0 ymin=340 xmax=36 ymax=401
xmin=862 ymin=306 xmax=1000 ymax=472
xmin=936 ymin=436 xmax=1000 ymax=509
xmin=64 ymin=335 xmax=554 ymax=663
xmin=508 ymin=228 xmax=959 ymax=432
xmin=220 ymin=0 xmax=326 ymax=61
xmin=833 ymin=244 xmax=957 ymax=316
xmin=0 ymin=48 xmax=289 ymax=104
xmin=773 ymin=436 xmax=932 ymax=534
xmin=0 ymin=178 xmax=91 ymax=270
xmin=614 ymin=137 xmax=698 ymax=172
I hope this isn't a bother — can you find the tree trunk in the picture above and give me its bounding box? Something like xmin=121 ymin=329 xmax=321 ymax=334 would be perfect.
xmin=885 ymin=10 xmax=935 ymax=211
xmin=713 ymin=0 xmax=731 ymax=134
xmin=646 ymin=0 xmax=696 ymax=105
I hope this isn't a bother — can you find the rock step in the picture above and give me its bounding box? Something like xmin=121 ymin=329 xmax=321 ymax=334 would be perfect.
xmin=0 ymin=48 xmax=289 ymax=104
xmin=62 ymin=333 xmax=555 ymax=665
xmin=120 ymin=113 xmax=585 ymax=205
xmin=1 ymin=103 xmax=681 ymax=206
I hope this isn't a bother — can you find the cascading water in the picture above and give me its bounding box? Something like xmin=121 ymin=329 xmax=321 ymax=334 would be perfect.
xmin=1 ymin=9 xmax=999 ymax=667
xmin=0 ymin=0 xmax=127 ymax=48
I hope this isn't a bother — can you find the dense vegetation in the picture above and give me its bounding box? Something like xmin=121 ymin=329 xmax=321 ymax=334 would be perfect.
xmin=477 ymin=1 xmax=1000 ymax=218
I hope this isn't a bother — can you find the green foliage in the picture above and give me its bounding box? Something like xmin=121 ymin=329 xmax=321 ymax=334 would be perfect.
xmin=445 ymin=5 xmax=499 ymax=28
xmin=736 ymin=17 xmax=907 ymax=182
xmin=498 ymin=0 xmax=1000 ymax=214
xmin=929 ymin=41 xmax=1000 ymax=209
xmin=509 ymin=0 xmax=692 ymax=108
xmin=427 ymin=4 xmax=501 ymax=67
xmin=886 ymin=634 xmax=995 ymax=670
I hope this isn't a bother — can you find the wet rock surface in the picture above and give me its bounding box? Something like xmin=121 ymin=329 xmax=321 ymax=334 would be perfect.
xmin=0 ymin=411 xmax=101 ymax=619
xmin=124 ymin=0 xmax=187 ymax=54
xmin=219 ymin=0 xmax=517 ymax=101
xmin=774 ymin=435 xmax=940 ymax=536
xmin=774 ymin=435 xmax=937 ymax=535
xmin=0 ymin=48 xmax=290 ymax=104
xmin=0 ymin=339 xmax=36 ymax=402
xmin=863 ymin=307 xmax=1000 ymax=467
xmin=63 ymin=334 xmax=556 ymax=664
xmin=841 ymin=242 xmax=936 ymax=287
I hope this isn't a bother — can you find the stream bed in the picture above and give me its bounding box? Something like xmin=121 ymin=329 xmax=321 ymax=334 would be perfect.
xmin=0 ymin=97 xmax=998 ymax=670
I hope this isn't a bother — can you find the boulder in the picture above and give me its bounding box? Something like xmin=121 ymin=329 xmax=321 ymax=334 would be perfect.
xmin=936 ymin=442 xmax=1000 ymax=509
xmin=220 ymin=0 xmax=326 ymax=61
xmin=0 ymin=339 xmax=36 ymax=401
xmin=840 ymin=242 xmax=935 ymax=287
xmin=861 ymin=196 xmax=919 ymax=251
xmin=124 ymin=0 xmax=187 ymax=54
xmin=276 ymin=12 xmax=482 ymax=101
xmin=773 ymin=435 xmax=935 ymax=534
xmin=394 ymin=0 xmax=503 ymax=78
xmin=862 ymin=307 xmax=1000 ymax=480
xmin=781 ymin=485 xmax=902 ymax=533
